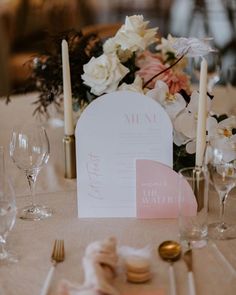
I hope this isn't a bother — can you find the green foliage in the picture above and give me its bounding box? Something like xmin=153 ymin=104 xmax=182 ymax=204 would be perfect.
xmin=31 ymin=30 xmax=103 ymax=116
xmin=121 ymin=53 xmax=139 ymax=84
xmin=173 ymin=144 xmax=195 ymax=172
xmin=165 ymin=51 xmax=177 ymax=64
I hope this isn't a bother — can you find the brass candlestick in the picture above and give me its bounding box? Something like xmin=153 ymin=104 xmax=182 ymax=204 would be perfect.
xmin=63 ymin=135 xmax=76 ymax=179
xmin=192 ymin=167 xmax=206 ymax=212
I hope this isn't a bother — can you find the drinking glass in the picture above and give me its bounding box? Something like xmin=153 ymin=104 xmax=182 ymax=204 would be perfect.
xmin=9 ymin=124 xmax=52 ymax=221
xmin=178 ymin=166 xmax=209 ymax=248
xmin=0 ymin=147 xmax=17 ymax=263
xmin=226 ymin=65 xmax=236 ymax=115
xmin=227 ymin=65 xmax=236 ymax=89
xmin=205 ymin=136 xmax=236 ymax=239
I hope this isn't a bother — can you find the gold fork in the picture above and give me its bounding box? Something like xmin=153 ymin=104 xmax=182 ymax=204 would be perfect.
xmin=40 ymin=240 xmax=65 ymax=295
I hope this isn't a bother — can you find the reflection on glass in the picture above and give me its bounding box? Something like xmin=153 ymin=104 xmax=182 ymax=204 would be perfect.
xmin=0 ymin=147 xmax=18 ymax=263
xmin=205 ymin=134 xmax=236 ymax=240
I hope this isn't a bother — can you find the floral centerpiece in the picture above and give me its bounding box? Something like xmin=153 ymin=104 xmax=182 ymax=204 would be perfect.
xmin=31 ymin=15 xmax=227 ymax=171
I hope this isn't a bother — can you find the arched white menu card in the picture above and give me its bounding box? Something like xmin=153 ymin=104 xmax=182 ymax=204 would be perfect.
xmin=75 ymin=91 xmax=172 ymax=217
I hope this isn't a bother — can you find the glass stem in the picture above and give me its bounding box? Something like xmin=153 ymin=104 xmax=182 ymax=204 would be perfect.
xmin=26 ymin=173 xmax=38 ymax=207
xmin=0 ymin=236 xmax=6 ymax=257
xmin=219 ymin=192 xmax=228 ymax=227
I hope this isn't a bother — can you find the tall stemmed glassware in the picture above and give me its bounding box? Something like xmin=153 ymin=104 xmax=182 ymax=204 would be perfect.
xmin=227 ymin=65 xmax=236 ymax=89
xmin=227 ymin=65 xmax=236 ymax=114
xmin=206 ymin=133 xmax=236 ymax=239
xmin=9 ymin=124 xmax=52 ymax=221
xmin=0 ymin=147 xmax=17 ymax=263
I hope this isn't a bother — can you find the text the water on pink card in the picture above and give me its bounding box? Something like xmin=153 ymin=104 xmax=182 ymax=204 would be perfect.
xmin=136 ymin=160 xmax=197 ymax=218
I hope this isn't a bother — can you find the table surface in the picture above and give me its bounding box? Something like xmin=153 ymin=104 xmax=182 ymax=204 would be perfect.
xmin=0 ymin=89 xmax=236 ymax=295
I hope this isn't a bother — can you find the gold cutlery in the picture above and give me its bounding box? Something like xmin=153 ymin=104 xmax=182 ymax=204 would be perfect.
xmin=183 ymin=249 xmax=196 ymax=295
xmin=158 ymin=240 xmax=182 ymax=295
xmin=40 ymin=239 xmax=65 ymax=295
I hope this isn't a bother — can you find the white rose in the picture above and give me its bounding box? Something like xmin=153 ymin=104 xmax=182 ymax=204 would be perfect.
xmin=114 ymin=15 xmax=158 ymax=52
xmin=82 ymin=53 xmax=129 ymax=96
xmin=117 ymin=48 xmax=133 ymax=62
xmin=118 ymin=75 xmax=143 ymax=93
xmin=103 ymin=37 xmax=133 ymax=62
xmin=103 ymin=37 xmax=118 ymax=54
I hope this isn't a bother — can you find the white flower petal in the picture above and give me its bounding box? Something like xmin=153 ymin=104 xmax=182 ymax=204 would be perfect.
xmin=103 ymin=37 xmax=118 ymax=54
xmin=82 ymin=53 xmax=129 ymax=96
xmin=118 ymin=75 xmax=143 ymax=93
xmin=187 ymin=90 xmax=199 ymax=113
xmin=164 ymin=95 xmax=186 ymax=121
xmin=172 ymin=37 xmax=214 ymax=57
xmin=218 ymin=117 xmax=236 ymax=129
xmin=173 ymin=130 xmax=189 ymax=146
xmin=156 ymin=34 xmax=176 ymax=55
xmin=146 ymin=80 xmax=167 ymax=104
xmin=174 ymin=110 xmax=196 ymax=138
xmin=154 ymin=80 xmax=169 ymax=93
xmin=114 ymin=15 xmax=158 ymax=52
xmin=206 ymin=116 xmax=218 ymax=139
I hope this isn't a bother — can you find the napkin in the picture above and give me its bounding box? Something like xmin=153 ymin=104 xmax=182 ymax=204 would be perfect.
xmin=57 ymin=237 xmax=119 ymax=295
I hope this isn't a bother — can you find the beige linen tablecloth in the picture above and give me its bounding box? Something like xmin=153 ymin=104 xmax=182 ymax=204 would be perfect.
xmin=3 ymin=190 xmax=236 ymax=295
xmin=0 ymin=91 xmax=236 ymax=295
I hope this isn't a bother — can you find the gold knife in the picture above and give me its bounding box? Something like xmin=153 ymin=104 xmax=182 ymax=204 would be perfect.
xmin=183 ymin=249 xmax=196 ymax=295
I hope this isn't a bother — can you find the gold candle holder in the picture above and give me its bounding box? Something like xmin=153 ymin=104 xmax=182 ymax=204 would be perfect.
xmin=192 ymin=167 xmax=207 ymax=212
xmin=63 ymin=135 xmax=76 ymax=179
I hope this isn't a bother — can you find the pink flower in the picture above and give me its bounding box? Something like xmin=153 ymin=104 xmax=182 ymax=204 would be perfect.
xmin=136 ymin=51 xmax=190 ymax=94
xmin=136 ymin=50 xmax=163 ymax=68
xmin=164 ymin=71 xmax=190 ymax=94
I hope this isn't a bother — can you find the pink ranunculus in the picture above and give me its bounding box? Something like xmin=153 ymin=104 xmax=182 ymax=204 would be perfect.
xmin=164 ymin=71 xmax=190 ymax=94
xmin=136 ymin=50 xmax=163 ymax=68
xmin=138 ymin=64 xmax=190 ymax=93
xmin=137 ymin=59 xmax=169 ymax=89
xmin=136 ymin=50 xmax=190 ymax=93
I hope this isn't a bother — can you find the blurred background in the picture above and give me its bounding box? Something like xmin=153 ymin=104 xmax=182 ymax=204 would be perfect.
xmin=0 ymin=0 xmax=235 ymax=96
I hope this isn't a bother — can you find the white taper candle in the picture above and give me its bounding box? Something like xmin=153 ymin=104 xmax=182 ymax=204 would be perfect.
xmin=196 ymin=57 xmax=208 ymax=167
xmin=62 ymin=39 xmax=74 ymax=135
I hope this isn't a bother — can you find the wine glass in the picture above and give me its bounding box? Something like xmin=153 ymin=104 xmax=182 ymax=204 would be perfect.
xmin=205 ymin=134 xmax=236 ymax=239
xmin=227 ymin=65 xmax=236 ymax=113
xmin=9 ymin=124 xmax=52 ymax=221
xmin=227 ymin=65 xmax=236 ymax=88
xmin=193 ymin=51 xmax=221 ymax=93
xmin=0 ymin=147 xmax=17 ymax=263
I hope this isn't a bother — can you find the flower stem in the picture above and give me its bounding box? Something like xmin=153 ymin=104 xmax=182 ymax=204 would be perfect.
xmin=143 ymin=54 xmax=185 ymax=89
xmin=0 ymin=236 xmax=7 ymax=259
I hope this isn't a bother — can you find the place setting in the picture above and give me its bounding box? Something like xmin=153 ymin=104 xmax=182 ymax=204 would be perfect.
xmin=1 ymin=9 xmax=236 ymax=295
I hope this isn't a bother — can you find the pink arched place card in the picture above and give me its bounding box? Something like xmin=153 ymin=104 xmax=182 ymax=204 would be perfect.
xmin=136 ymin=159 xmax=197 ymax=218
